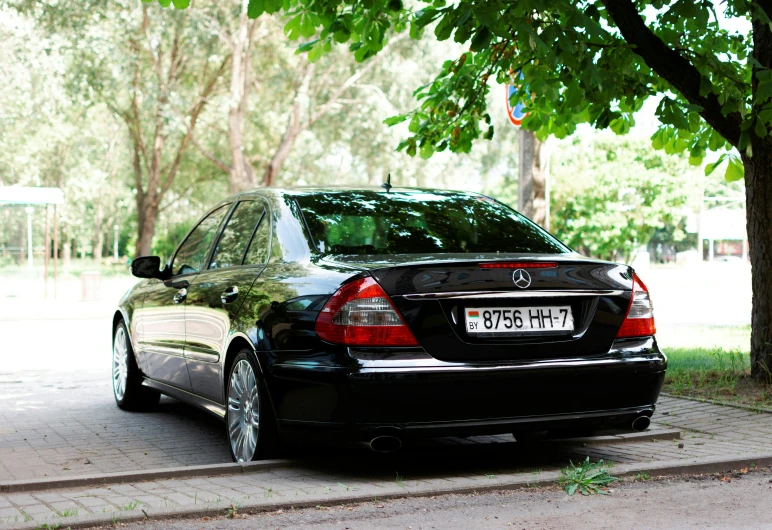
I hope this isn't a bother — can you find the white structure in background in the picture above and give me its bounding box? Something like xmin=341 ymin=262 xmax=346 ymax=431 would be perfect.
xmin=0 ymin=186 xmax=65 ymax=297
xmin=699 ymin=205 xmax=748 ymax=261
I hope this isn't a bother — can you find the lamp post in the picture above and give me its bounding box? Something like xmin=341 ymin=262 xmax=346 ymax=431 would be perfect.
xmin=24 ymin=206 xmax=33 ymax=268
xmin=113 ymin=224 xmax=119 ymax=261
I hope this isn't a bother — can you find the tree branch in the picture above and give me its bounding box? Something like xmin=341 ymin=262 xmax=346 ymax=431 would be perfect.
xmin=159 ymin=55 xmax=231 ymax=197
xmin=601 ymin=0 xmax=742 ymax=146
xmin=305 ymin=33 xmax=408 ymax=129
xmin=191 ymin=135 xmax=232 ymax=173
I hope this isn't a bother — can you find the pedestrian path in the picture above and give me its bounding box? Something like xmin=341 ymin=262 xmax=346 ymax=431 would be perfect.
xmin=1 ymin=395 xmax=772 ymax=529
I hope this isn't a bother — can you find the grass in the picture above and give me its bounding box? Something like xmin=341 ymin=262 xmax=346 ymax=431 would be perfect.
xmin=663 ymin=346 xmax=772 ymax=408
xmin=53 ymin=507 xmax=78 ymax=518
xmin=558 ymin=458 xmax=618 ymax=496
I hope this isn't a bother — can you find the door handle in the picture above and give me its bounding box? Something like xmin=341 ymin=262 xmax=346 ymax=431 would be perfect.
xmin=173 ymin=288 xmax=187 ymax=304
xmin=221 ymin=286 xmax=239 ymax=304
xmin=164 ymin=278 xmax=191 ymax=289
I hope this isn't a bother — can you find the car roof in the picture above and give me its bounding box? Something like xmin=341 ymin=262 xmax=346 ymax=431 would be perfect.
xmin=228 ymin=186 xmax=486 ymax=202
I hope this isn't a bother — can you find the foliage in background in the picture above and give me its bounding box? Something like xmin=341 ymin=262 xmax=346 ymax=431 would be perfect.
xmin=546 ymin=134 xmax=691 ymax=263
xmin=0 ymin=2 xmax=520 ymax=263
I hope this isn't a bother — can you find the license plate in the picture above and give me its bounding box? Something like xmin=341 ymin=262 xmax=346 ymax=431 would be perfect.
xmin=465 ymin=306 xmax=574 ymax=335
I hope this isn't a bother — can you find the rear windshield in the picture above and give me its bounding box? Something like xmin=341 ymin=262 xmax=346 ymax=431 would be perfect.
xmin=294 ymin=191 xmax=570 ymax=255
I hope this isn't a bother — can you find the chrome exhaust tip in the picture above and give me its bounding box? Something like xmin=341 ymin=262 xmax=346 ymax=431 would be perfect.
xmin=632 ymin=415 xmax=651 ymax=432
xmin=368 ymin=435 xmax=403 ymax=453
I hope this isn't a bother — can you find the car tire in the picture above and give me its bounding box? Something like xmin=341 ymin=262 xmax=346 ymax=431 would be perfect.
xmin=225 ymin=349 xmax=278 ymax=462
xmin=112 ymin=321 xmax=160 ymax=411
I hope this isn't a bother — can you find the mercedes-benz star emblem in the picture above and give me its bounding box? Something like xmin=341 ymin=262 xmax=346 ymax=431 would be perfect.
xmin=512 ymin=269 xmax=532 ymax=289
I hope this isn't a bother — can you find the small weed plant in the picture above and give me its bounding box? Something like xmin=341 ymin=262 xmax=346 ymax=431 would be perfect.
xmin=559 ymin=458 xmax=618 ymax=496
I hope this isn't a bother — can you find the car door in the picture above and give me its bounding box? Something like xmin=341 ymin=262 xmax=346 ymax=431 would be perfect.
xmin=184 ymin=198 xmax=272 ymax=403
xmin=135 ymin=203 xmax=230 ymax=391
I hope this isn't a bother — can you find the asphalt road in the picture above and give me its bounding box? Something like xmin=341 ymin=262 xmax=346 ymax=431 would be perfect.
xmin=113 ymin=470 xmax=772 ymax=530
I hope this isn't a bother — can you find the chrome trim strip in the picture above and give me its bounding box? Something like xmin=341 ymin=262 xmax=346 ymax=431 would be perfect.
xmin=404 ymin=407 xmax=653 ymax=431
xmin=139 ymin=342 xmax=185 ymax=358
xmin=354 ymin=354 xmax=664 ymax=373
xmin=402 ymin=290 xmax=625 ymax=300
xmin=142 ymin=378 xmax=226 ymax=419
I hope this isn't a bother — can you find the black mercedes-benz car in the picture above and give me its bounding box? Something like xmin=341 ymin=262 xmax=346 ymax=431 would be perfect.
xmin=113 ymin=187 xmax=665 ymax=462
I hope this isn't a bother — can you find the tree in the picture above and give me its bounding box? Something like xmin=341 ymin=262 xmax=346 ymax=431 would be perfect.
xmin=547 ymin=133 xmax=691 ymax=263
xmin=71 ymin=2 xmax=230 ymax=256
xmin=192 ymin=6 xmax=409 ymax=190
xmin=237 ymin=0 xmax=769 ymax=382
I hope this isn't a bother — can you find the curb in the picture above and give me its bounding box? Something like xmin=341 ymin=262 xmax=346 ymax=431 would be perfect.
xmin=0 ymin=459 xmax=293 ymax=494
xmin=6 ymin=452 xmax=772 ymax=530
xmin=0 ymin=429 xmax=680 ymax=494
xmin=661 ymin=392 xmax=772 ymax=415
xmin=554 ymin=428 xmax=681 ymax=446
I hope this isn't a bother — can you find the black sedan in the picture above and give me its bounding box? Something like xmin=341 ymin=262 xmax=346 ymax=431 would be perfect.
xmin=113 ymin=187 xmax=665 ymax=462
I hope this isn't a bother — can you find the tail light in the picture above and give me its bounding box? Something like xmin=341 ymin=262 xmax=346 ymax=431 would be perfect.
xmin=316 ymin=276 xmax=419 ymax=346
xmin=616 ymin=273 xmax=656 ymax=338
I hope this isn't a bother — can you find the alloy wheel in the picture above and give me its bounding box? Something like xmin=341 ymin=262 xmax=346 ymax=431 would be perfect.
xmin=112 ymin=327 xmax=129 ymax=401
xmin=228 ymin=359 xmax=259 ymax=462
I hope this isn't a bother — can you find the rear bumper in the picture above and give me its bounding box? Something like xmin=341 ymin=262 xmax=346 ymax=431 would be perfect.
xmin=266 ymin=337 xmax=666 ymax=443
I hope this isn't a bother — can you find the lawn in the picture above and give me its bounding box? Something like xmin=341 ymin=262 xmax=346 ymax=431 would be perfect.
xmin=663 ymin=345 xmax=772 ymax=409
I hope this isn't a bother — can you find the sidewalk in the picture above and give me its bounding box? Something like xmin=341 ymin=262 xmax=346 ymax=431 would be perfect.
xmin=2 ymin=395 xmax=772 ymax=529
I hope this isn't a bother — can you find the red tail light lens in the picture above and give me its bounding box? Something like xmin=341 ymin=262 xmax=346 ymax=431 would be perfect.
xmin=616 ymin=273 xmax=656 ymax=338
xmin=316 ymin=276 xmax=419 ymax=346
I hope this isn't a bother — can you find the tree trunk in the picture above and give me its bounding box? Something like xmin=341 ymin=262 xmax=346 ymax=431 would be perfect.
xmin=228 ymin=0 xmax=257 ymax=193
xmin=263 ymin=63 xmax=313 ymax=187
xmin=518 ymin=129 xmax=547 ymax=227
xmin=135 ymin=194 xmax=159 ymax=257
xmin=263 ymin=108 xmax=302 ymax=187
xmin=94 ymin=203 xmax=105 ymax=259
xmin=743 ymin=143 xmax=772 ymax=383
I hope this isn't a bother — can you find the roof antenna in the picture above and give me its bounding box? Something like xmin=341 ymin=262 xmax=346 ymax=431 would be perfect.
xmin=382 ymin=173 xmax=392 ymax=193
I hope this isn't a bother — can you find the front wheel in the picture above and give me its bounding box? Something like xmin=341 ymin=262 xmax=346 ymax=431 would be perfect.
xmin=226 ymin=350 xmax=278 ymax=462
xmin=113 ymin=321 xmax=160 ymax=410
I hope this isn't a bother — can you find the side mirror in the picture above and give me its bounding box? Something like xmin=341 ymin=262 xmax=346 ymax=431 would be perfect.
xmin=131 ymin=256 xmax=164 ymax=279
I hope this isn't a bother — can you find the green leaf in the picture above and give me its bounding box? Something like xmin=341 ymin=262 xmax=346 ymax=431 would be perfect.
xmin=300 ymin=13 xmax=316 ymax=38
xmin=725 ymin=157 xmax=745 ymax=182
xmin=704 ymin=153 xmax=728 ymax=175
xmin=264 ymin=0 xmax=282 ymax=14
xmin=755 ymin=77 xmax=772 ymax=105
xmin=469 ymin=27 xmax=492 ymax=52
xmin=247 ymin=0 xmax=264 ymax=18
xmin=296 ymin=39 xmax=318 ymax=53
xmin=408 ymin=114 xmax=421 ymax=133
xmin=383 ymin=114 xmax=409 ymax=127
xmin=284 ymin=15 xmax=303 ymax=40
xmin=708 ymin=129 xmax=725 ymax=151
xmin=755 ymin=117 xmax=768 ymax=138
xmin=651 ymin=130 xmax=665 ymax=150
xmin=307 ymin=42 xmax=323 ymax=62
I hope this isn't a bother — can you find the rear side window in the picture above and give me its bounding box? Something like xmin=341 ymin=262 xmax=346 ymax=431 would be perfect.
xmin=295 ymin=191 xmax=569 ymax=255
xmin=209 ymin=201 xmax=265 ymax=269
xmin=171 ymin=204 xmax=229 ymax=276
xmin=243 ymin=215 xmax=271 ymax=266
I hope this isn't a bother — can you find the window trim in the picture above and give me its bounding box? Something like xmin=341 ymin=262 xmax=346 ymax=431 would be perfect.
xmin=168 ymin=202 xmax=233 ymax=278
xmin=204 ymin=196 xmax=273 ymax=272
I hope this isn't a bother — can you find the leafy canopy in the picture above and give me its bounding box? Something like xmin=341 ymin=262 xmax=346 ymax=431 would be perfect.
xmin=152 ymin=0 xmax=758 ymax=181
xmin=548 ymin=134 xmax=692 ymax=263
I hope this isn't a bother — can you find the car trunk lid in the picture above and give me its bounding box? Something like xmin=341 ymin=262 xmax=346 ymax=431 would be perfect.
xmin=324 ymin=254 xmax=634 ymax=362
